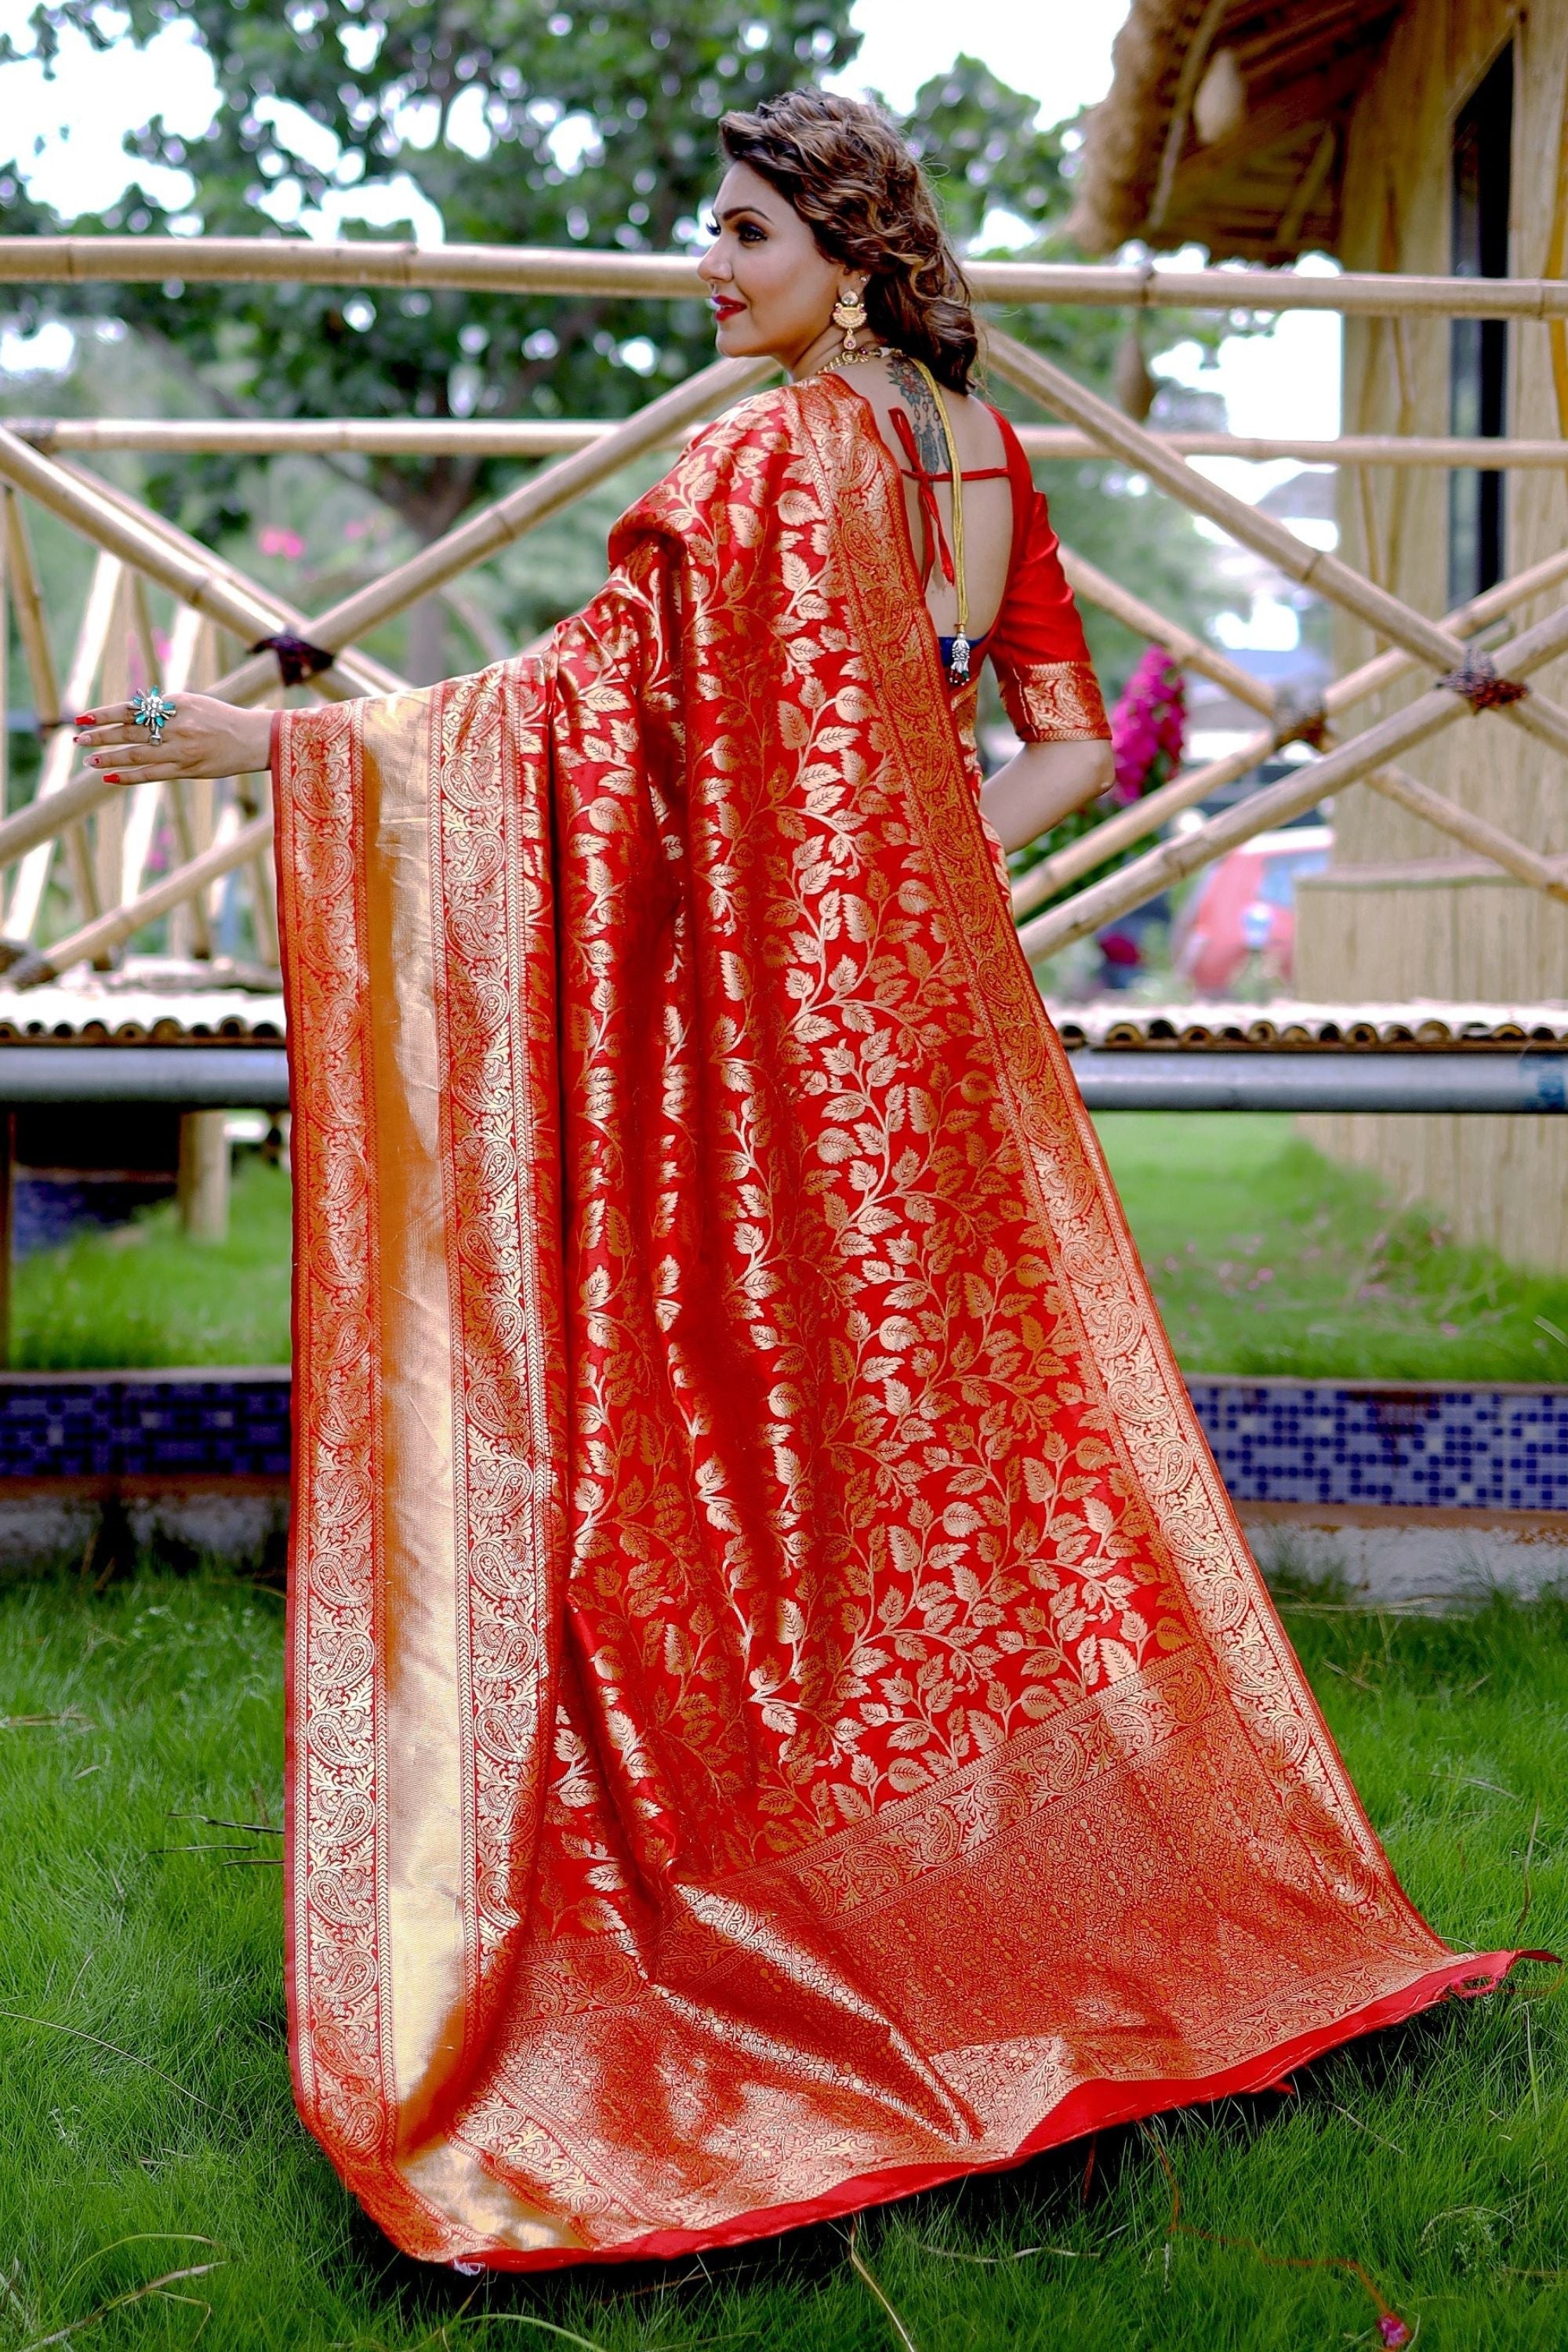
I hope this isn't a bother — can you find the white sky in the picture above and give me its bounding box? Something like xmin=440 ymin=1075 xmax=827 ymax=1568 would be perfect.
xmin=0 ymin=0 xmax=1341 ymax=462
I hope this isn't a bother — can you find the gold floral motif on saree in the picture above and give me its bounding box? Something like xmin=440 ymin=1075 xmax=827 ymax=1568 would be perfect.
xmin=275 ymin=373 xmax=1516 ymax=2270
xmin=995 ymin=656 xmax=1110 ymax=743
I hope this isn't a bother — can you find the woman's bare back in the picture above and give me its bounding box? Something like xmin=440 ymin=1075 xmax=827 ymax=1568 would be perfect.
xmin=833 ymin=356 xmax=1015 ymax=646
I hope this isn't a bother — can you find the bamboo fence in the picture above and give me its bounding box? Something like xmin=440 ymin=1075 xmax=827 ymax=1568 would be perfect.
xmin=0 ymin=239 xmax=1565 ymax=989
xmin=7 ymin=418 xmax=1567 ymax=467
xmin=10 ymin=236 xmax=1568 ymax=315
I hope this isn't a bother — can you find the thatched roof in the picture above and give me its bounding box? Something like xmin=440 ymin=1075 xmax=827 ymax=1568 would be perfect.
xmin=1070 ymin=0 xmax=1406 ymax=261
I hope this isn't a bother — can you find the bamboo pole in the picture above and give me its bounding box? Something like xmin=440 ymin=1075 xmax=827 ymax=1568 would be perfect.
xmin=0 ymin=442 xmax=409 ymax=875
xmin=11 ymin=418 xmax=1568 ymax=467
xmin=2 ymin=489 xmax=60 ymax=731
xmin=1011 ymin=539 xmax=1568 ymax=917
xmin=1359 ymin=766 xmax=1568 ymax=900
xmin=1055 ymin=544 xmax=1275 ymax=715
xmin=6 ymin=552 xmax=121 ymax=940
xmin=1017 ymin=589 xmax=1568 ymax=963
xmin=0 ymin=358 xmax=764 ymax=873
xmin=0 ymin=498 xmax=8 ymax=824
xmin=985 ymin=326 xmax=1568 ymax=764
xmin=0 ymin=762 xmax=126 ymax=874
xmin=121 ymin=605 xmax=221 ymax=960
xmin=11 ymin=236 xmax=1568 ymax=318
xmin=203 ymin=354 xmax=773 ymax=708
xmin=61 ymin=463 xmax=407 ymax=701
xmin=9 ymin=810 xmax=274 ymax=988
xmin=0 ymin=426 xmax=380 ymax=703
xmin=120 ymin=608 xmax=192 ymax=908
xmin=91 ymin=568 xmax=133 ymax=956
xmin=170 ymin=617 xmax=216 ymax=960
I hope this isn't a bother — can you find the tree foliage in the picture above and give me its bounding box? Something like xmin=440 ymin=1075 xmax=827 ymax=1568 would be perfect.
xmin=0 ymin=9 xmax=1239 ymax=688
xmin=4 ymin=0 xmax=858 ymax=549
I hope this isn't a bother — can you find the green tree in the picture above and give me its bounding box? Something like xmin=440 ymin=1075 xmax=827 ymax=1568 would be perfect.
xmin=3 ymin=0 xmax=860 ymax=670
xmin=0 ymin=16 xmax=1238 ymax=691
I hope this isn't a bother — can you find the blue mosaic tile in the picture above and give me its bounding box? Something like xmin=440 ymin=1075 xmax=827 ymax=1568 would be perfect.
xmin=0 ymin=1370 xmax=1564 ymax=1512
xmin=0 ymin=1373 xmax=290 ymax=1480
xmin=1185 ymin=1377 xmax=1568 ymax=1511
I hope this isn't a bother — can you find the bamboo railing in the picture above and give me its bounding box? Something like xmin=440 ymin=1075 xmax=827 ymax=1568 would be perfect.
xmin=0 ymin=238 xmax=1566 ymax=991
xmin=6 ymin=419 xmax=1566 ymax=468
xmin=9 ymin=236 xmax=1568 ymax=315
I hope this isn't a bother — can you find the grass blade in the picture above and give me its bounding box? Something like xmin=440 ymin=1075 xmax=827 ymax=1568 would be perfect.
xmin=0 ymin=2007 xmax=212 ymax=2110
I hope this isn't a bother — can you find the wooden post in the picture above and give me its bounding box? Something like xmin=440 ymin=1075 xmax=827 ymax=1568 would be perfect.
xmin=177 ymin=1110 xmax=230 ymax=1244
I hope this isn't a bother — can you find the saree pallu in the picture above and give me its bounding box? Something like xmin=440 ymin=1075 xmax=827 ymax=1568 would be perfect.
xmin=275 ymin=372 xmax=1515 ymax=2268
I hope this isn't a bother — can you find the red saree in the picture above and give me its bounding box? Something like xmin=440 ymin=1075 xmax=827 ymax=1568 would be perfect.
xmin=274 ymin=373 xmax=1516 ymax=2268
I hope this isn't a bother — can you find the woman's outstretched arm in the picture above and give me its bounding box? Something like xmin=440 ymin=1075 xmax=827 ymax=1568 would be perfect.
xmin=980 ymin=735 xmax=1115 ymax=857
xmin=72 ymin=695 xmax=274 ymax=785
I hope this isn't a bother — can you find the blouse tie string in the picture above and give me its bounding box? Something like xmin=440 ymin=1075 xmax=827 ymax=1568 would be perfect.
xmin=888 ymin=405 xmax=954 ymax=593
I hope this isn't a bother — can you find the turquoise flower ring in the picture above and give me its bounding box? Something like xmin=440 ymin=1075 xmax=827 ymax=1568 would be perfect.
xmin=129 ymin=689 xmax=178 ymax=744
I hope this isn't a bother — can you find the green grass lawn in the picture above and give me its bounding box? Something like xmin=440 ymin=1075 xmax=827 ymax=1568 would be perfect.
xmin=13 ymin=1118 xmax=1568 ymax=1382
xmin=2 ymin=1560 xmax=1566 ymax=2350
xmin=1099 ymin=1114 xmax=1568 ymax=1382
xmin=10 ymin=1156 xmax=293 ymax=1370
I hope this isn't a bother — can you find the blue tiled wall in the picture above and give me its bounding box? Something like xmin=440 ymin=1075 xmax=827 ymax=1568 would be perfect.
xmin=0 ymin=1371 xmax=1565 ymax=1512
xmin=1186 ymin=1378 xmax=1568 ymax=1512
xmin=0 ymin=1373 xmax=290 ymax=1482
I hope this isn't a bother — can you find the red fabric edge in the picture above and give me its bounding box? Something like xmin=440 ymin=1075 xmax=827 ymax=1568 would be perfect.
xmin=452 ymin=1950 xmax=1539 ymax=2270
xmin=274 ymin=714 xmax=309 ymax=2136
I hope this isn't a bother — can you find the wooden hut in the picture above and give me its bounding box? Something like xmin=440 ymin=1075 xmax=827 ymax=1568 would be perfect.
xmin=1073 ymin=0 xmax=1568 ymax=1268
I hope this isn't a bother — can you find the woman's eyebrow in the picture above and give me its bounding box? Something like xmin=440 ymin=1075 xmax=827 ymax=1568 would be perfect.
xmin=716 ymin=203 xmax=775 ymax=226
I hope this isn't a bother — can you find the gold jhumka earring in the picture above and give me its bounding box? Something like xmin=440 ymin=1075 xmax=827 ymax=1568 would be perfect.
xmin=830 ymin=284 xmax=883 ymax=364
xmin=831 ymin=284 xmax=866 ymax=347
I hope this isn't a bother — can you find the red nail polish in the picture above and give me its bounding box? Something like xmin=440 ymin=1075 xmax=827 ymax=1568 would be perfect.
xmin=102 ymin=771 xmax=120 ymax=784
xmin=74 ymin=714 xmax=95 ymax=727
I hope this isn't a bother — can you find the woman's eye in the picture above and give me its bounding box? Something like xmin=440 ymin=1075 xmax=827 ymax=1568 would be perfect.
xmin=739 ymin=222 xmax=764 ymax=243
xmin=704 ymin=219 xmax=720 ymax=238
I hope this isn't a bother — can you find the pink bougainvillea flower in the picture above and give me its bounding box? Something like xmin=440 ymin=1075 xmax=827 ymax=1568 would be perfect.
xmin=259 ymin=525 xmax=306 ymax=560
xmin=1109 ymin=645 xmax=1187 ymax=805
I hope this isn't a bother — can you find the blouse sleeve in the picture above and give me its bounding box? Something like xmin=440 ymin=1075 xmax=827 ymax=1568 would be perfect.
xmin=985 ymin=411 xmax=1112 ymax=744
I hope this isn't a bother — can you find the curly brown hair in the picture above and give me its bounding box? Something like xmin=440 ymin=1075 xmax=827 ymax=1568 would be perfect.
xmin=717 ymin=89 xmax=978 ymax=394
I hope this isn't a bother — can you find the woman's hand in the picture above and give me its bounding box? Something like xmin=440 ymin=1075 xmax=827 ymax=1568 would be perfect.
xmin=980 ymin=737 xmax=1116 ymax=856
xmin=74 ymin=695 xmax=275 ymax=785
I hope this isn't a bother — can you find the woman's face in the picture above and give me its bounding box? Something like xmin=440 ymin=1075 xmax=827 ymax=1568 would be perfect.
xmin=698 ymin=162 xmax=858 ymax=376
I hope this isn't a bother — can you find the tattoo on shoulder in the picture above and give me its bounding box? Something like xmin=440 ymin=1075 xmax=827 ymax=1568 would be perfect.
xmin=887 ymin=354 xmax=949 ymax=477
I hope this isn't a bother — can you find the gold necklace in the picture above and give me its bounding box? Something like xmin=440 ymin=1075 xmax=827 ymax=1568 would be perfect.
xmin=903 ymin=356 xmax=971 ymax=685
xmin=818 ymin=339 xmax=897 ymax=372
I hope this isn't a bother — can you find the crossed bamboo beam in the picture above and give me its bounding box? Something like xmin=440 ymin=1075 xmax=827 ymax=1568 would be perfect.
xmin=8 ymin=815 xmax=274 ymax=988
xmin=197 ymin=353 xmax=771 ymax=707
xmin=3 ymin=292 xmax=1565 ymax=982
xmin=0 ymin=353 xmax=770 ymax=979
xmin=983 ymin=327 xmax=1568 ymax=942
xmin=1015 ymin=542 xmax=1568 ymax=918
xmin=1019 ymin=589 xmax=1568 ymax=961
xmin=985 ymin=328 xmax=1568 ymax=763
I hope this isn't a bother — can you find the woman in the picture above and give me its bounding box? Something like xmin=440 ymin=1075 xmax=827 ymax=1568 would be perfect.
xmin=75 ymin=90 xmax=1519 ymax=2272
